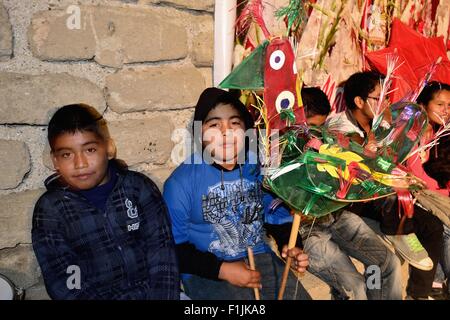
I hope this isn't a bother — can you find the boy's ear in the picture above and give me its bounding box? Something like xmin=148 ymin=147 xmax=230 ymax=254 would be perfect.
xmin=354 ymin=96 xmax=365 ymax=110
xmin=50 ymin=152 xmax=60 ymax=171
xmin=106 ymin=138 xmax=116 ymax=160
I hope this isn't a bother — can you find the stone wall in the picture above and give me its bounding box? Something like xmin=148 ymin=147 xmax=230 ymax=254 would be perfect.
xmin=0 ymin=0 xmax=214 ymax=299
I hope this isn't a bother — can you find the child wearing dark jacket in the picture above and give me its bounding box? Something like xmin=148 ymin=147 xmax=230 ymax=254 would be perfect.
xmin=32 ymin=104 xmax=179 ymax=300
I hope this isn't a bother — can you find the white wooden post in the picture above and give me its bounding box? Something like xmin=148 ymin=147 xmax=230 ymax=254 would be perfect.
xmin=213 ymin=0 xmax=237 ymax=87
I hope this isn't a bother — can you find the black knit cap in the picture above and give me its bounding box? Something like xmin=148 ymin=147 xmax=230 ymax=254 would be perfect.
xmin=193 ymin=87 xmax=254 ymax=130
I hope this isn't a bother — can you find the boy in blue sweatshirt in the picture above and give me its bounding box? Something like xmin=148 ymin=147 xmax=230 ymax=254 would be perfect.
xmin=163 ymin=88 xmax=311 ymax=300
xmin=32 ymin=104 xmax=179 ymax=299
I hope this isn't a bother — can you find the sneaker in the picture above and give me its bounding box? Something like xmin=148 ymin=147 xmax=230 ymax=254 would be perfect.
xmin=379 ymin=234 xmax=405 ymax=264
xmin=429 ymin=283 xmax=449 ymax=300
xmin=429 ymin=287 xmax=449 ymax=300
xmin=383 ymin=233 xmax=433 ymax=271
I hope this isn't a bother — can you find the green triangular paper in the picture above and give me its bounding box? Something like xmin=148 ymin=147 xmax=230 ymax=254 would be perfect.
xmin=219 ymin=40 xmax=269 ymax=90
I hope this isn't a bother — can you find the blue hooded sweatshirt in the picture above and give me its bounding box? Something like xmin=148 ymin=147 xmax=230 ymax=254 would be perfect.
xmin=163 ymin=87 xmax=294 ymax=280
xmin=163 ymin=153 xmax=271 ymax=262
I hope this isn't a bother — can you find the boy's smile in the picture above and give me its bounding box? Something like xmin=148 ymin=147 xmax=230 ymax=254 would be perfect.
xmin=51 ymin=130 xmax=114 ymax=190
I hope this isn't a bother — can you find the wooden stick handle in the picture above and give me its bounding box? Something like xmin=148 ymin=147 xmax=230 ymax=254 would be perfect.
xmin=247 ymin=247 xmax=260 ymax=300
xmin=277 ymin=213 xmax=302 ymax=300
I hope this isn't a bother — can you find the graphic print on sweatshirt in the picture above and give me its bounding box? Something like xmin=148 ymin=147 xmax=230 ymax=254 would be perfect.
xmin=201 ymin=179 xmax=264 ymax=257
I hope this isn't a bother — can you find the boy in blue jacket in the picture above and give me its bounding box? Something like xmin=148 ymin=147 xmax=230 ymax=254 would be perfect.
xmin=32 ymin=104 xmax=179 ymax=300
xmin=163 ymin=87 xmax=310 ymax=300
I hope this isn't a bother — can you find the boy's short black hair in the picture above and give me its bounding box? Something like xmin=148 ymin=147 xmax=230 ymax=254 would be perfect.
xmin=193 ymin=87 xmax=254 ymax=130
xmin=48 ymin=104 xmax=109 ymax=151
xmin=301 ymin=87 xmax=331 ymax=117
xmin=416 ymin=81 xmax=450 ymax=106
xmin=192 ymin=87 xmax=255 ymax=155
xmin=344 ymin=71 xmax=384 ymax=110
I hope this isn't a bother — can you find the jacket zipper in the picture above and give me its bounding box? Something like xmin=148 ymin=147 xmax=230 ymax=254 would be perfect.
xmin=64 ymin=173 xmax=132 ymax=288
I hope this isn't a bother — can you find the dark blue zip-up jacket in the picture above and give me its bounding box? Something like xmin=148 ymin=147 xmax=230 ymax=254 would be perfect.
xmin=32 ymin=161 xmax=179 ymax=300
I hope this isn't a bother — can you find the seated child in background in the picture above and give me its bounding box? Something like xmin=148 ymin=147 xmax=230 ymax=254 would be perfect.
xmin=416 ymin=82 xmax=450 ymax=298
xmin=328 ymin=71 xmax=443 ymax=300
xmin=414 ymin=81 xmax=450 ymax=196
xmin=265 ymin=87 xmax=403 ymax=300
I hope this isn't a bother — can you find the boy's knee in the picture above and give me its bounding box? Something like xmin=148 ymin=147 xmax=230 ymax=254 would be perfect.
xmin=383 ymin=250 xmax=402 ymax=274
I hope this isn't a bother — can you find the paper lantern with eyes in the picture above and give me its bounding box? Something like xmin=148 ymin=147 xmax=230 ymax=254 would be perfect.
xmin=264 ymin=38 xmax=306 ymax=131
xmin=219 ymin=37 xmax=305 ymax=132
